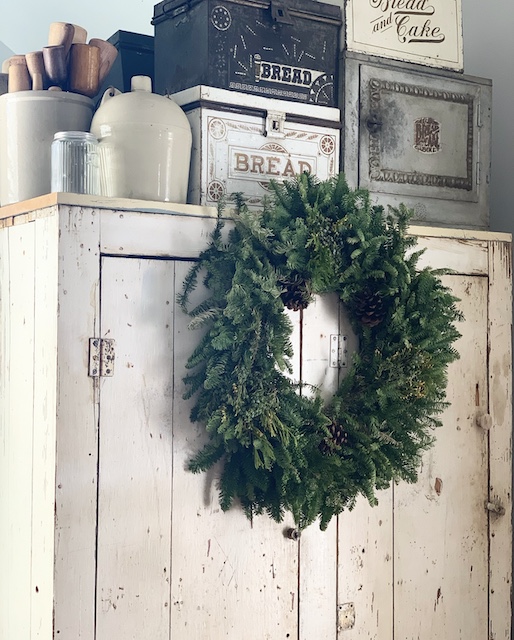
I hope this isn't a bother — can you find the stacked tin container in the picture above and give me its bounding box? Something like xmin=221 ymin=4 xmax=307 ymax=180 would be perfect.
xmin=152 ymin=0 xmax=491 ymax=228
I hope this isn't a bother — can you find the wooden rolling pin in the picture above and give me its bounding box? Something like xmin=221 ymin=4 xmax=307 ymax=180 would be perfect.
xmin=42 ymin=45 xmax=67 ymax=88
xmin=68 ymin=43 xmax=100 ymax=98
xmin=47 ymin=22 xmax=75 ymax=58
xmin=25 ymin=51 xmax=49 ymax=89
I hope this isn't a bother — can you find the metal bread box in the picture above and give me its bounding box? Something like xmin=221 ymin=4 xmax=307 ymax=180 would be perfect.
xmin=171 ymin=85 xmax=341 ymax=209
xmin=152 ymin=0 xmax=342 ymax=106
xmin=345 ymin=0 xmax=463 ymax=71
xmin=341 ymin=52 xmax=491 ymax=229
xmin=95 ymin=31 xmax=154 ymax=102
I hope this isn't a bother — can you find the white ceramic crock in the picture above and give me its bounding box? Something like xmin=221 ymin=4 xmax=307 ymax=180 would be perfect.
xmin=90 ymin=76 xmax=192 ymax=203
xmin=0 ymin=90 xmax=94 ymax=205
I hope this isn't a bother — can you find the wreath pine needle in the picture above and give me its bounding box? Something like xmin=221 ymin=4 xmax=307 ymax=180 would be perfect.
xmin=178 ymin=173 xmax=463 ymax=530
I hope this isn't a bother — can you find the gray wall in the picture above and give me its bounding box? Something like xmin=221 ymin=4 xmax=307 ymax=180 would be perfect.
xmin=0 ymin=0 xmax=512 ymax=233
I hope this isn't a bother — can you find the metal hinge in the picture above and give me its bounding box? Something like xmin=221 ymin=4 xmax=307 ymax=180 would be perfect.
xmin=329 ymin=334 xmax=348 ymax=368
xmin=88 ymin=338 xmax=115 ymax=377
xmin=476 ymin=103 xmax=482 ymax=128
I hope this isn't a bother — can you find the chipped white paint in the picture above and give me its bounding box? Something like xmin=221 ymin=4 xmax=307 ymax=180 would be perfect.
xmin=0 ymin=199 xmax=511 ymax=640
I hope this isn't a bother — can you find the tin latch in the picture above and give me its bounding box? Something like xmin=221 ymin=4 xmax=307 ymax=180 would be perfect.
xmin=270 ymin=0 xmax=293 ymax=24
xmin=265 ymin=110 xmax=286 ymax=138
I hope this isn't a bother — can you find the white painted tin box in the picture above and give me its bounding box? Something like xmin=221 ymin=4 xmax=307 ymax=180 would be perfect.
xmin=171 ymin=85 xmax=341 ymax=210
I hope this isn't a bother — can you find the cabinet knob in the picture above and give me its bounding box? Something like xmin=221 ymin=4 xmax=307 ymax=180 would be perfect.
xmin=366 ymin=113 xmax=383 ymax=134
xmin=476 ymin=412 xmax=493 ymax=431
xmin=285 ymin=527 xmax=301 ymax=541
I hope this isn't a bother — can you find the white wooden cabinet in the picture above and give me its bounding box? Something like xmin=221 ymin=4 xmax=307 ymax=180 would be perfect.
xmin=0 ymin=194 xmax=512 ymax=640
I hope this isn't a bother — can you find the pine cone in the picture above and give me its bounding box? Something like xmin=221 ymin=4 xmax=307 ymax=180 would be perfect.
xmin=279 ymin=272 xmax=312 ymax=311
xmin=319 ymin=421 xmax=349 ymax=454
xmin=353 ymin=288 xmax=386 ymax=327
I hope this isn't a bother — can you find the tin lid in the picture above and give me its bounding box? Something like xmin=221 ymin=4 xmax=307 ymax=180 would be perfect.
xmin=152 ymin=0 xmax=342 ymax=26
xmin=53 ymin=131 xmax=98 ymax=143
xmin=106 ymin=30 xmax=154 ymax=53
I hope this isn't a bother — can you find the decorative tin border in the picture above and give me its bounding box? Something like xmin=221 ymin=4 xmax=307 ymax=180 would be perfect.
xmin=368 ymin=78 xmax=474 ymax=191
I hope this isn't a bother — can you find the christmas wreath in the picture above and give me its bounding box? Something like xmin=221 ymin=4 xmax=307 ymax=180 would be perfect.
xmin=178 ymin=173 xmax=462 ymax=530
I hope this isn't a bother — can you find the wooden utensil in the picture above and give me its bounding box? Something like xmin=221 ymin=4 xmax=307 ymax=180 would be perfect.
xmin=42 ymin=45 xmax=67 ymax=88
xmin=25 ymin=51 xmax=49 ymax=88
xmin=31 ymin=72 xmax=44 ymax=90
xmin=71 ymin=24 xmax=88 ymax=44
xmin=8 ymin=62 xmax=31 ymax=92
xmin=88 ymin=38 xmax=118 ymax=85
xmin=47 ymin=22 xmax=75 ymax=58
xmin=68 ymin=43 xmax=100 ymax=98
xmin=2 ymin=55 xmax=27 ymax=74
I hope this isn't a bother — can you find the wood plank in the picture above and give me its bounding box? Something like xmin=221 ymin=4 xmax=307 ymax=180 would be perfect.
xmin=413 ymin=237 xmax=489 ymax=275
xmin=4 ymin=222 xmax=36 ymax=640
xmin=394 ymin=275 xmax=489 ymax=640
xmin=0 ymin=192 xmax=216 ymax=220
xmin=100 ymin=208 xmax=219 ymax=257
xmin=337 ymin=491 xmax=393 ymax=640
xmin=170 ymin=260 xmax=299 ymax=639
xmin=53 ymin=207 xmax=100 ymax=640
xmin=30 ymin=214 xmax=59 ymax=639
xmin=487 ymin=241 xmax=513 ymax=640
xmin=299 ymin=294 xmax=340 ymax=640
xmin=95 ymin=257 xmax=174 ymax=640
xmin=0 ymin=223 xmax=12 ymax=639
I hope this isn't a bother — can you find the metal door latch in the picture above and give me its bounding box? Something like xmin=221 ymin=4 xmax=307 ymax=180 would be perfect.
xmin=338 ymin=602 xmax=355 ymax=631
xmin=330 ymin=334 xmax=348 ymax=368
xmin=270 ymin=0 xmax=293 ymax=24
xmin=88 ymin=338 xmax=115 ymax=377
xmin=486 ymin=500 xmax=505 ymax=516
xmin=265 ymin=110 xmax=286 ymax=138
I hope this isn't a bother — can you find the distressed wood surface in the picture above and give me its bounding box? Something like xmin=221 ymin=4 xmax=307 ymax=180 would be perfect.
xmin=0 ymin=210 xmax=10 ymax=639
xmin=170 ymin=260 xmax=299 ymax=639
xmin=99 ymin=208 xmax=219 ymax=258
xmin=4 ymin=223 xmax=36 ymax=640
xmin=0 ymin=202 xmax=511 ymax=640
xmin=338 ymin=491 xmax=394 ymax=640
xmin=394 ymin=275 xmax=489 ymax=639
xmin=30 ymin=215 xmax=59 ymax=638
xmin=95 ymin=257 xmax=174 ymax=639
xmin=299 ymin=294 xmax=341 ymax=640
xmin=53 ymin=207 xmax=100 ymax=639
xmin=488 ymin=242 xmax=513 ymax=640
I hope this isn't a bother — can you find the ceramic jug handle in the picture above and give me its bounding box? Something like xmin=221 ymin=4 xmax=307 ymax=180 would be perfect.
xmin=99 ymin=86 xmax=121 ymax=106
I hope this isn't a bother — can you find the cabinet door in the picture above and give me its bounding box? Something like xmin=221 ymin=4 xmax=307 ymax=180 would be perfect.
xmin=336 ymin=274 xmax=491 ymax=640
xmin=96 ymin=256 xmax=299 ymax=640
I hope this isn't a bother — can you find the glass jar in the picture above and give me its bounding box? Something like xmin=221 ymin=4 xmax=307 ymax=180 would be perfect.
xmin=51 ymin=131 xmax=100 ymax=195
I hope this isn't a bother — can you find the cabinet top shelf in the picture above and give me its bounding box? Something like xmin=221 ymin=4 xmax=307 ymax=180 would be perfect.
xmin=0 ymin=191 xmax=511 ymax=244
xmin=0 ymin=192 xmax=218 ymax=223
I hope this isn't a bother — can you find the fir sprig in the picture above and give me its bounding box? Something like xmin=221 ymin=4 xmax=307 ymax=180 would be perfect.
xmin=179 ymin=173 xmax=462 ymax=530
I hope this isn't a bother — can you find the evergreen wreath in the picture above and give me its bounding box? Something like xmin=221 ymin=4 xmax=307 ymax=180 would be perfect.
xmin=178 ymin=173 xmax=462 ymax=530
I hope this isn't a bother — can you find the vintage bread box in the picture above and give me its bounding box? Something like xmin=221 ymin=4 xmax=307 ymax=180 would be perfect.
xmin=171 ymin=84 xmax=341 ymax=209
xmin=345 ymin=0 xmax=464 ymax=71
xmin=340 ymin=51 xmax=491 ymax=229
xmin=152 ymin=0 xmax=342 ymax=106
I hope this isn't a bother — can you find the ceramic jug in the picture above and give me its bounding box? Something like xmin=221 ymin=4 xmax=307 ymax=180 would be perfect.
xmin=90 ymin=76 xmax=192 ymax=203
